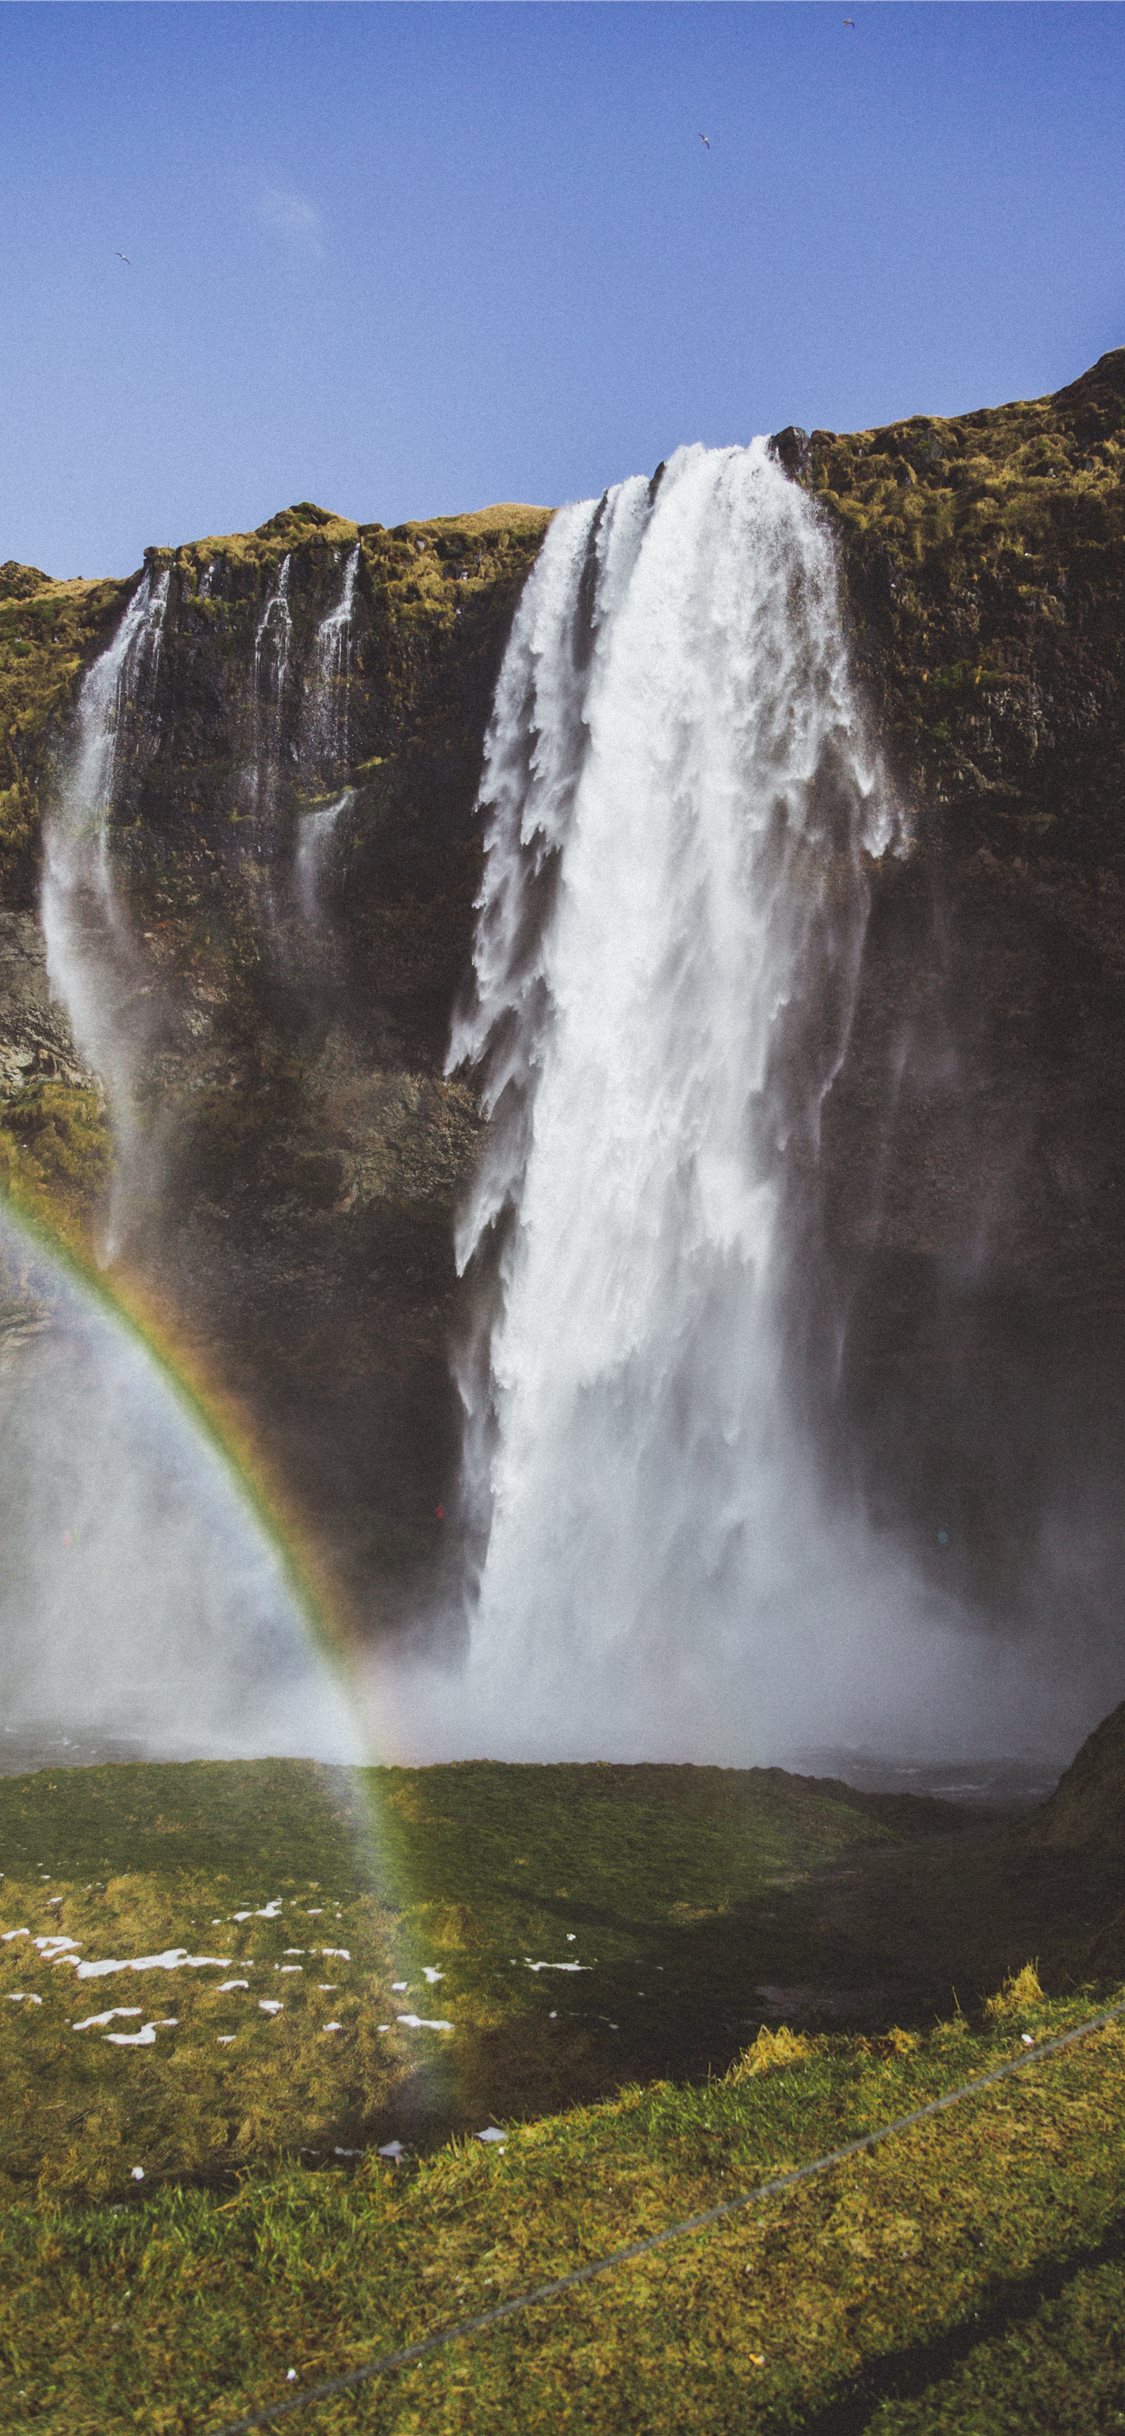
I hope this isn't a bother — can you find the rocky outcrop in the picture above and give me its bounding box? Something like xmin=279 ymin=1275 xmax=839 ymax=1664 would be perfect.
xmin=0 ymin=354 xmax=1123 ymax=1658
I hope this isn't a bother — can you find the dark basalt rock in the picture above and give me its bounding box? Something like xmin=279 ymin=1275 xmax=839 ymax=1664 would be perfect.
xmin=768 ymin=424 xmax=810 ymax=478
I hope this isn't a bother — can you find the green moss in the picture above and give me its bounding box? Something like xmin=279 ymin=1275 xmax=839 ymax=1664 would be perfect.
xmin=0 ymin=572 xmax=128 ymax=897
xmin=0 ymin=1078 xmax=112 ymax=1251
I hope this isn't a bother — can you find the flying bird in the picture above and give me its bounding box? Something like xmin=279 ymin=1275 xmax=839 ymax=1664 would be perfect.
xmin=115 ymin=251 xmax=131 ymax=265
xmin=698 ymin=133 xmax=711 ymax=149
xmin=843 ymin=16 xmax=855 ymax=25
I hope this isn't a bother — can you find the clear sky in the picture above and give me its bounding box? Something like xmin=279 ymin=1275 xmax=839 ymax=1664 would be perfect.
xmin=2 ymin=1 xmax=1122 ymax=578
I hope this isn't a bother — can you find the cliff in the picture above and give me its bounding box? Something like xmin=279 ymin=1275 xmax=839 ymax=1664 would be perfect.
xmin=0 ymin=352 xmax=1122 ymax=1655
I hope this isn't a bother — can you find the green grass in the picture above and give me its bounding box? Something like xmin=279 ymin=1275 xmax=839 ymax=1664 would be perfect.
xmin=0 ymin=1756 xmax=955 ymax=2206
xmin=3 ymin=1752 xmax=1125 ymax=2430
xmin=4 ymin=1981 xmax=1125 ymax=2433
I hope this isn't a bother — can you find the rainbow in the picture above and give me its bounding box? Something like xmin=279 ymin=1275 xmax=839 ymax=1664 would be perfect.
xmin=0 ymin=1184 xmax=368 ymax=1755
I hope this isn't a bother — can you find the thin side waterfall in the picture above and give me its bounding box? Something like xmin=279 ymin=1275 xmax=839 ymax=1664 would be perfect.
xmin=305 ymin=545 xmax=360 ymax=774
xmin=294 ymin=547 xmax=361 ymax=920
xmin=252 ymin=552 xmax=293 ymax=808
xmin=295 ymin=787 xmax=355 ymax=925
xmin=41 ymin=567 xmax=171 ymax=1260
xmin=427 ymin=440 xmax=994 ymax=1763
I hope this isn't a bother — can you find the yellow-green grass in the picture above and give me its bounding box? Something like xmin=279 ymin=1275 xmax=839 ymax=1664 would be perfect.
xmin=4 ymin=1980 xmax=1125 ymax=2433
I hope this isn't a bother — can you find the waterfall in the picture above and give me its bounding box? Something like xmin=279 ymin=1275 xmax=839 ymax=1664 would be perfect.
xmin=293 ymin=546 xmax=361 ymax=922
xmin=295 ymin=787 xmax=355 ymax=925
xmin=436 ymin=440 xmax=963 ymax=1762
xmin=252 ymin=552 xmax=293 ymax=807
xmin=304 ymin=545 xmax=359 ymax=775
xmin=41 ymin=567 xmax=170 ymax=1260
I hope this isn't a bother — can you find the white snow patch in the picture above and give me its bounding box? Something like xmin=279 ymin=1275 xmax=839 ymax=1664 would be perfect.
xmin=422 ymin=1967 xmax=445 ymax=1985
xmin=395 ymin=2013 xmax=453 ymax=2032
xmin=259 ymin=2000 xmax=283 ymax=2015
xmin=74 ymin=2008 xmax=142 ymax=2031
xmin=523 ymin=1958 xmax=589 ymax=1973
xmin=72 ymin=1950 xmax=231 ymax=1980
xmin=218 ymin=1979 xmax=250 ymax=1993
xmin=6 ymin=1991 xmax=42 ymax=2005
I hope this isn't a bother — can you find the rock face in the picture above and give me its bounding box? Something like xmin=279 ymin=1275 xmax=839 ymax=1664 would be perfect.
xmin=0 ymin=354 xmax=1123 ymax=1670
xmin=791 ymin=349 xmax=1125 ymax=1637
xmin=0 ymin=503 xmax=549 ymax=1631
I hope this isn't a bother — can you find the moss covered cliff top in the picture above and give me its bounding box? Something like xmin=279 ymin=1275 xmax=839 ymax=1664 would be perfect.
xmin=801 ymin=344 xmax=1125 ymax=561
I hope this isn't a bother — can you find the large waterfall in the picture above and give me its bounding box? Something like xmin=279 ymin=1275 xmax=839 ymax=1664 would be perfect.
xmin=428 ymin=440 xmax=994 ymax=1762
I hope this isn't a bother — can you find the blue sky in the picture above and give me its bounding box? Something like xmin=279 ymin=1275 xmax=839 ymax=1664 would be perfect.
xmin=2 ymin=1 xmax=1123 ymax=577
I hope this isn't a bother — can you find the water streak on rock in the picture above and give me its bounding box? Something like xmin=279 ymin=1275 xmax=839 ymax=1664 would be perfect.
xmin=41 ymin=567 xmax=170 ymax=1258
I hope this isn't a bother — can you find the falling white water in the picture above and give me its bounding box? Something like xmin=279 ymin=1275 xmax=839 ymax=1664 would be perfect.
xmin=252 ymin=553 xmax=294 ymax=806
xmin=295 ymin=788 xmax=355 ymax=925
xmin=41 ymin=568 xmax=171 ymax=1260
xmin=304 ymin=546 xmax=360 ymax=774
xmin=292 ymin=549 xmax=360 ymax=924
xmin=399 ymin=439 xmax=1045 ymax=1767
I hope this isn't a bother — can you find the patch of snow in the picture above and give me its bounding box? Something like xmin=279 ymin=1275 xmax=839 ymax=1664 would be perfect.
xmin=34 ymin=1935 xmax=80 ymax=1956
xmin=259 ymin=2000 xmax=283 ymax=2015
xmin=1 ymin=1929 xmax=30 ymax=1941
xmin=6 ymin=1992 xmax=42 ymax=2005
xmin=395 ymin=2013 xmax=453 ymax=2032
xmin=73 ymin=1950 xmax=232 ymax=1980
xmin=277 ymin=1966 xmax=303 ymax=1975
xmin=232 ymin=1899 xmax=282 ymax=1921
xmin=321 ymin=2022 xmax=343 ymax=2034
xmin=218 ymin=1979 xmax=250 ymax=1993
xmin=131 ymin=2167 xmax=145 ymax=2180
xmin=391 ymin=1979 xmax=408 ymax=1991
xmin=74 ymin=2008 xmax=142 ymax=2031
xmin=107 ymin=2024 xmax=158 ymax=2047
xmin=523 ymin=1958 xmax=589 ymax=1972
xmin=422 ymin=1967 xmax=445 ymax=1985
xmin=217 ymin=2035 xmax=235 ymax=2045
xmin=476 ymin=2127 xmax=506 ymax=2145
xmin=378 ymin=2140 xmax=405 ymax=2161
xmin=321 ymin=1948 xmax=350 ymax=1961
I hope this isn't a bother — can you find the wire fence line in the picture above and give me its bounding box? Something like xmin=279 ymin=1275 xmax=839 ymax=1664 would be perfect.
xmin=204 ymin=1996 xmax=1125 ymax=2435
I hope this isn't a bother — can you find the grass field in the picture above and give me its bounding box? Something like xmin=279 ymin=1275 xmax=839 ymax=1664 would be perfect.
xmin=2 ymin=1747 xmax=1124 ymax=2431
